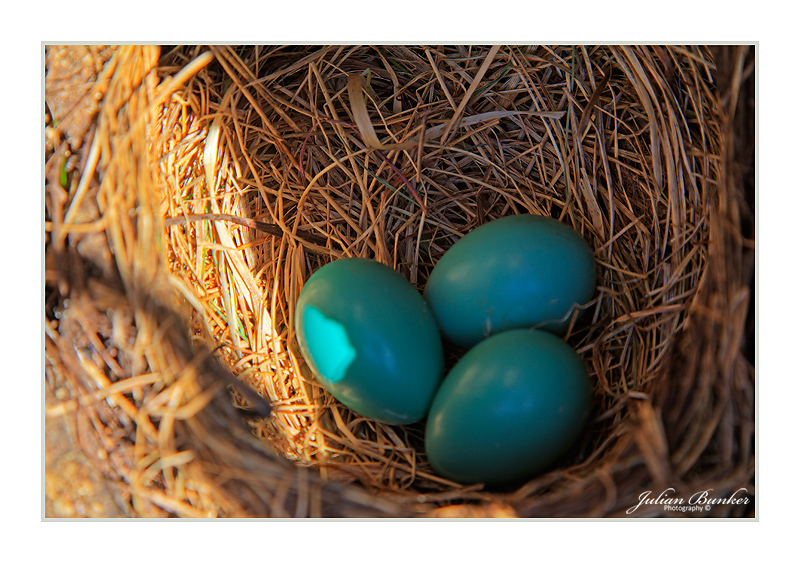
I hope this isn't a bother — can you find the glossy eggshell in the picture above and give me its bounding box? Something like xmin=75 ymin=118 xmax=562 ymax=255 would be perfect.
xmin=295 ymin=258 xmax=444 ymax=425
xmin=424 ymin=214 xmax=596 ymax=348
xmin=424 ymin=329 xmax=592 ymax=485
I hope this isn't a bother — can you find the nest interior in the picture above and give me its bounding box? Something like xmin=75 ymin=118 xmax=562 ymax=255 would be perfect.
xmin=44 ymin=45 xmax=755 ymax=518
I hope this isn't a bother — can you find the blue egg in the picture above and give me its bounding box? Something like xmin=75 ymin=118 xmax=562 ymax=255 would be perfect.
xmin=295 ymin=258 xmax=445 ymax=425
xmin=425 ymin=329 xmax=593 ymax=485
xmin=424 ymin=214 xmax=596 ymax=348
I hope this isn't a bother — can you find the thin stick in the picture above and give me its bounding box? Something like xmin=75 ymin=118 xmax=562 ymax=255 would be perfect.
xmin=164 ymin=213 xmax=284 ymax=237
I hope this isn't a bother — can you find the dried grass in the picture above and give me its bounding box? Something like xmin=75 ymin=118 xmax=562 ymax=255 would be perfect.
xmin=44 ymin=44 xmax=755 ymax=517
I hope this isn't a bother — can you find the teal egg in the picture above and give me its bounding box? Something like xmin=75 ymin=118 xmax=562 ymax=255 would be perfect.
xmin=424 ymin=214 xmax=596 ymax=348
xmin=424 ymin=329 xmax=592 ymax=485
xmin=295 ymin=258 xmax=444 ymax=425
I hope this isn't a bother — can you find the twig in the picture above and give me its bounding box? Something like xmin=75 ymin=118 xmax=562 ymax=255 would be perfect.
xmin=164 ymin=213 xmax=284 ymax=236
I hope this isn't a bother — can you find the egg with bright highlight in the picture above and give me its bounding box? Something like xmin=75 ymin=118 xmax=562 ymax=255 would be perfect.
xmin=294 ymin=258 xmax=445 ymax=425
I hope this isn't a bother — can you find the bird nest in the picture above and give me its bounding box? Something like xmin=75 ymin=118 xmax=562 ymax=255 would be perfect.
xmin=44 ymin=44 xmax=755 ymax=517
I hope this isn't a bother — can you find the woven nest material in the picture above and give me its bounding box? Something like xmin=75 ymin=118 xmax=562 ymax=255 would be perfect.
xmin=44 ymin=45 xmax=755 ymax=518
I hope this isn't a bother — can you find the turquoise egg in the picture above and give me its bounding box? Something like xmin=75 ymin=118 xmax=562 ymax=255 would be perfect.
xmin=295 ymin=258 xmax=444 ymax=425
xmin=424 ymin=329 xmax=592 ymax=485
xmin=424 ymin=214 xmax=596 ymax=348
